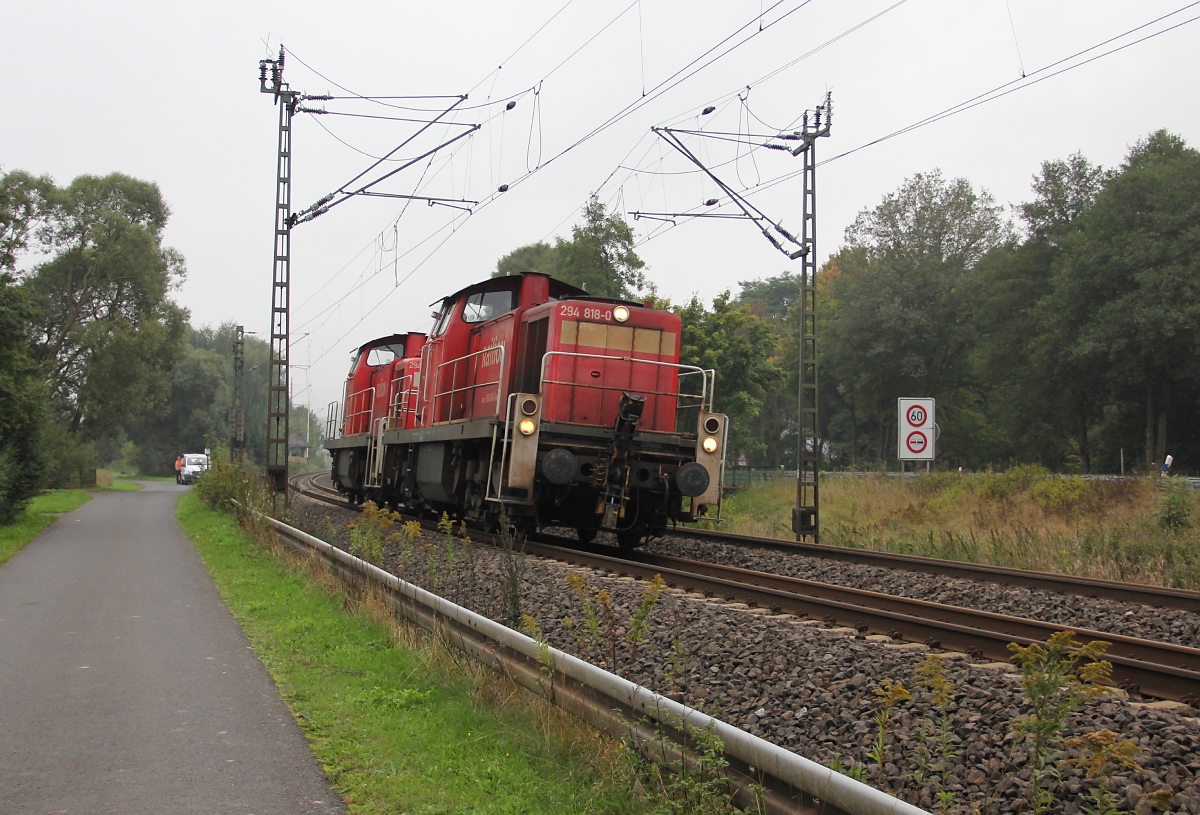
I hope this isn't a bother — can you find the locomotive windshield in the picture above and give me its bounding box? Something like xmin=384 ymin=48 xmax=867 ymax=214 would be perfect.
xmin=365 ymin=344 xmax=403 ymax=366
xmin=462 ymin=290 xmax=516 ymax=324
xmin=430 ymin=300 xmax=451 ymax=336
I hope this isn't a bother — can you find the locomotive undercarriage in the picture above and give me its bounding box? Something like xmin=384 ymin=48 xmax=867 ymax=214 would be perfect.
xmin=327 ymin=423 xmax=705 ymax=549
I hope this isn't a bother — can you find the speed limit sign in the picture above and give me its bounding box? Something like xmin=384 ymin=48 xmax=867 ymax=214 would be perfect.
xmin=898 ymin=398 xmax=936 ymax=461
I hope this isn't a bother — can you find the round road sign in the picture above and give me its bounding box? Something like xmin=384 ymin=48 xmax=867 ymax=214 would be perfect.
xmin=906 ymin=405 xmax=927 ymax=426
xmin=905 ymin=431 xmax=928 ymax=454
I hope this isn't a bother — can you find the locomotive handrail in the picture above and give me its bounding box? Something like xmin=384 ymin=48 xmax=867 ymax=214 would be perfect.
xmin=485 ymin=392 xmax=521 ymax=504
xmin=342 ymin=386 xmax=376 ymax=437
xmin=432 ymin=346 xmax=507 ymax=425
xmin=538 ymin=351 xmax=715 ymax=418
xmin=365 ymin=417 xmax=388 ymax=488
xmin=387 ymin=372 xmax=418 ymax=430
xmin=325 ymin=399 xmax=341 ymax=441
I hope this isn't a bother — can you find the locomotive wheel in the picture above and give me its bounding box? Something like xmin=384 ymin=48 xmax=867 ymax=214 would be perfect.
xmin=575 ymin=527 xmax=597 ymax=544
xmin=616 ymin=530 xmax=642 ymax=550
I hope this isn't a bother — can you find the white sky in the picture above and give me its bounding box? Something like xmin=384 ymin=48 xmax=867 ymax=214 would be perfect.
xmin=4 ymin=0 xmax=1198 ymax=420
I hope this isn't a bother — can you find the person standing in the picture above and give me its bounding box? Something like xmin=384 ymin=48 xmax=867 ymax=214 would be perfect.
xmin=174 ymin=456 xmax=183 ymax=484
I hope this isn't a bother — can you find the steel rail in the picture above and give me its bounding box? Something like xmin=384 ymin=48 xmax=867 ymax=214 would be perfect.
xmin=243 ymin=499 xmax=931 ymax=815
xmin=529 ymin=540 xmax=1200 ymax=705
xmin=290 ymin=472 xmax=1200 ymax=704
xmin=667 ymin=526 xmax=1200 ymax=613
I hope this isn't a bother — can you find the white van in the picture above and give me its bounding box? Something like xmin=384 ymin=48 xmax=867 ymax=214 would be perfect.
xmin=179 ymin=454 xmax=210 ymax=485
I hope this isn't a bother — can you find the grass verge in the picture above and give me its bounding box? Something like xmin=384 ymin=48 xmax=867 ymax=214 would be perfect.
xmin=175 ymin=491 xmax=668 ymax=815
xmin=97 ymin=470 xmax=144 ymax=490
xmin=710 ymin=472 xmax=1200 ymax=589
xmin=0 ymin=489 xmax=103 ymax=567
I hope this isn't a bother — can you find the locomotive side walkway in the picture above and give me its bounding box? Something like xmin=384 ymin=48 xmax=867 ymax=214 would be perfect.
xmin=0 ymin=481 xmax=342 ymax=815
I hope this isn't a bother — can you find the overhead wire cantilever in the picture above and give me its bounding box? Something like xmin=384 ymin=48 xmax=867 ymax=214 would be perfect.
xmin=629 ymin=92 xmax=831 ymax=541
xmin=294 ymin=95 xmax=481 ymax=224
xmin=632 ymin=123 xmax=812 ymax=259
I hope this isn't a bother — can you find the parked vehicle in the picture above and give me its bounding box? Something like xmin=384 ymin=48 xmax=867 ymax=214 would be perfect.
xmin=178 ymin=454 xmax=210 ymax=485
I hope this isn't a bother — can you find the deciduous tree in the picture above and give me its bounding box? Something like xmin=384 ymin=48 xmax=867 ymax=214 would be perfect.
xmin=822 ymin=171 xmax=1012 ymax=464
xmin=677 ymin=291 xmax=783 ymax=460
xmin=1051 ymin=130 xmax=1200 ymax=467
xmin=0 ymin=273 xmax=46 ymax=520
xmin=553 ymin=194 xmax=646 ymax=299
xmin=18 ymin=173 xmax=188 ymax=437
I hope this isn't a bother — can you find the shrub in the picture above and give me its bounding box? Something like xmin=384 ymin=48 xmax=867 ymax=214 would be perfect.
xmin=1155 ymin=478 xmax=1193 ymax=530
xmin=194 ymin=444 xmax=271 ymax=518
xmin=348 ymin=501 xmax=398 ymax=566
xmin=1031 ymin=476 xmax=1090 ymax=514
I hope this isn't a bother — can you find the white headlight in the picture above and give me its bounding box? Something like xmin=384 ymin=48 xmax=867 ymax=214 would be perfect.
xmin=614 ymin=305 xmax=630 ymax=322
xmin=702 ymin=436 xmax=718 ymax=453
xmin=518 ymin=418 xmax=537 ymax=436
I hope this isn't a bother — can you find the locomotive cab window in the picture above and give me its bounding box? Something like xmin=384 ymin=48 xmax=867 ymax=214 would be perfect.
xmin=365 ymin=346 xmax=398 ymax=367
xmin=430 ymin=300 xmax=452 ymax=337
xmin=462 ymin=290 xmax=515 ymax=324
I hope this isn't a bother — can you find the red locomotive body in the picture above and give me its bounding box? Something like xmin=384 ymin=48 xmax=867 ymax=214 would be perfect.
xmin=325 ymin=273 xmax=726 ymax=547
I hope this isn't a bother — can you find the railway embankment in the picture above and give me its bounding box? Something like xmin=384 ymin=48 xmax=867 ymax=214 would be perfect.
xmin=287 ymin=492 xmax=1200 ymax=815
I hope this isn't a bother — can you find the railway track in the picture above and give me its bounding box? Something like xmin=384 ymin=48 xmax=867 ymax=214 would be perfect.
xmin=665 ymin=525 xmax=1200 ymax=613
xmin=288 ymin=472 xmax=1200 ymax=704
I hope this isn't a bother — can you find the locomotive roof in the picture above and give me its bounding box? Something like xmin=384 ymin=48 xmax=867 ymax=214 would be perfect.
xmin=433 ymin=272 xmax=588 ymax=306
xmin=354 ymin=333 xmax=418 ymax=353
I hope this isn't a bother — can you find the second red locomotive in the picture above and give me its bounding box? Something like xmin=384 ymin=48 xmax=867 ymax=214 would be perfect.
xmin=324 ymin=272 xmax=726 ymax=548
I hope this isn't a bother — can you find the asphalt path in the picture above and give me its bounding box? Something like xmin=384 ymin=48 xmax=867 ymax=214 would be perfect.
xmin=0 ymin=482 xmax=344 ymax=814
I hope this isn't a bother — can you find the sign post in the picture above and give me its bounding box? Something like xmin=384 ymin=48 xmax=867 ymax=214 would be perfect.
xmin=898 ymin=398 xmax=936 ymax=463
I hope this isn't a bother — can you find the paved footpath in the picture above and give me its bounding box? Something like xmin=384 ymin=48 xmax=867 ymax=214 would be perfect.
xmin=0 ymin=482 xmax=344 ymax=814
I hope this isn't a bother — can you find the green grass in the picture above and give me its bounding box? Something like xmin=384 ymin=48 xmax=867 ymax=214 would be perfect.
xmin=175 ymin=492 xmax=663 ymax=815
xmin=101 ymin=477 xmax=144 ymax=491
xmin=709 ymin=473 xmax=1200 ymax=589
xmin=0 ymin=490 xmax=94 ymax=566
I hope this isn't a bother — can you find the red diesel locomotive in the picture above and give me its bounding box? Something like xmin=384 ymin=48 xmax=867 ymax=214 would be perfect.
xmin=324 ymin=272 xmax=726 ymax=548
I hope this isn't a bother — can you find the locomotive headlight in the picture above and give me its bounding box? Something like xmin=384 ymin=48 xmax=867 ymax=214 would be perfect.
xmin=518 ymin=418 xmax=537 ymax=436
xmin=613 ymin=305 xmax=630 ymax=322
xmin=702 ymin=436 xmax=719 ymax=453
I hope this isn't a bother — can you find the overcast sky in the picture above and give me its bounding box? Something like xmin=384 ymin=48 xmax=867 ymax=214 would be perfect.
xmin=4 ymin=0 xmax=1198 ymax=418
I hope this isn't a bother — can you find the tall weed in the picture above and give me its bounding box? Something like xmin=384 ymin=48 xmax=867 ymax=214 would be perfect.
xmin=713 ymin=470 xmax=1200 ymax=589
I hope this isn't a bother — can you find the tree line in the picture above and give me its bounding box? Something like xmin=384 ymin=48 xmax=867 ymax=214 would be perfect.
xmin=498 ymin=129 xmax=1199 ymax=476
xmin=818 ymin=129 xmax=1199 ymax=474
xmin=0 ymin=170 xmax=320 ymax=522
xmin=3 ymin=126 xmax=1192 ymax=519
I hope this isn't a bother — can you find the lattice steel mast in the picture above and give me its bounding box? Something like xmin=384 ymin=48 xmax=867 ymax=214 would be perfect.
xmin=230 ymin=324 xmax=245 ymax=457
xmin=791 ymin=97 xmax=830 ymax=543
xmin=259 ymin=50 xmax=298 ymax=499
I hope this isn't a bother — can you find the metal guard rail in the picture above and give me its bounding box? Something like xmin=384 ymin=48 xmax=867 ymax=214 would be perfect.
xmin=241 ymin=505 xmax=929 ymax=815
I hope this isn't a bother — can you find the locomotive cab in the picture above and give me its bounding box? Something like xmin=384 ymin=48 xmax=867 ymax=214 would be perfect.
xmin=327 ymin=333 xmax=425 ymax=501
xmin=508 ymin=289 xmax=725 ymax=546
